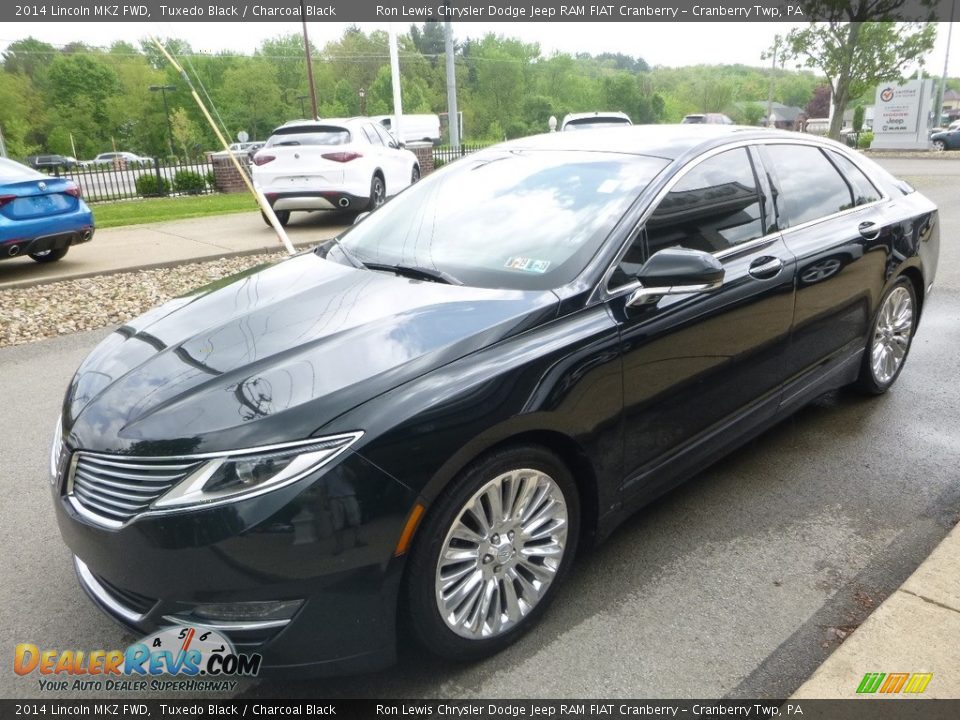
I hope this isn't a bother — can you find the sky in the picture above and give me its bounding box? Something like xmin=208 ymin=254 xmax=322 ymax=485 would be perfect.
xmin=1 ymin=21 xmax=958 ymax=78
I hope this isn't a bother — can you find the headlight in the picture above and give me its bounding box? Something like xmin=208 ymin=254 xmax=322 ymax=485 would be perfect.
xmin=152 ymin=432 xmax=362 ymax=511
xmin=49 ymin=413 xmax=64 ymax=485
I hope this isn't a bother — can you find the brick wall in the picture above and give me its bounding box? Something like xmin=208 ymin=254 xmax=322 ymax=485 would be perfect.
xmin=211 ymin=153 xmax=251 ymax=193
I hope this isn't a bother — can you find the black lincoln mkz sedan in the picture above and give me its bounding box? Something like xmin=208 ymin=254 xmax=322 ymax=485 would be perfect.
xmin=52 ymin=126 xmax=938 ymax=674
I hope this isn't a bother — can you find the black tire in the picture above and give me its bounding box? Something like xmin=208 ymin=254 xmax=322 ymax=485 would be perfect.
xmin=852 ymin=277 xmax=918 ymax=395
xmin=932 ymin=140 xmax=946 ymax=152
xmin=411 ymin=165 xmax=421 ymax=184
xmin=261 ymin=209 xmax=290 ymax=227
xmin=404 ymin=445 xmax=580 ymax=661
xmin=29 ymin=247 xmax=69 ymax=263
xmin=368 ymin=174 xmax=386 ymax=210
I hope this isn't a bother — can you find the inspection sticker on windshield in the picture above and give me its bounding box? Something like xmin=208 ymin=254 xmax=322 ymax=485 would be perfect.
xmin=505 ymin=257 xmax=551 ymax=274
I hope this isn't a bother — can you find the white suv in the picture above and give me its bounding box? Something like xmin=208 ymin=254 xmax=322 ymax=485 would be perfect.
xmin=251 ymin=118 xmax=421 ymax=226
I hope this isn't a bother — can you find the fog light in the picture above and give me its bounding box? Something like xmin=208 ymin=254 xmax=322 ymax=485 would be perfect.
xmin=188 ymin=600 xmax=303 ymax=624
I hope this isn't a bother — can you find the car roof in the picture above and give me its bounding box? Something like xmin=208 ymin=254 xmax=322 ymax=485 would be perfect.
xmin=275 ymin=118 xmax=368 ymax=131
xmin=497 ymin=124 xmax=799 ymax=160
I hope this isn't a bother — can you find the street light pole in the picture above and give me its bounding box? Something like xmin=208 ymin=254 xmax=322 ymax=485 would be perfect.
xmin=359 ymin=88 xmax=366 ymax=115
xmin=149 ymin=84 xmax=177 ymax=158
xmin=298 ymin=95 xmax=309 ymax=118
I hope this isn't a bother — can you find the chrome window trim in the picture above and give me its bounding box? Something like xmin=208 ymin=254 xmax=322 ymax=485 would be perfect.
xmin=595 ymin=136 xmax=891 ymax=302
xmin=74 ymin=556 xmax=146 ymax=624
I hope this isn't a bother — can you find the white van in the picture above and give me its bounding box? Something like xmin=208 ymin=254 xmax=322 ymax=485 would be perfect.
xmin=372 ymin=114 xmax=441 ymax=145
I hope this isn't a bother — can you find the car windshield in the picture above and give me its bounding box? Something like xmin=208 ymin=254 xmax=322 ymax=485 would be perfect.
xmin=265 ymin=125 xmax=351 ymax=147
xmin=337 ymin=150 xmax=668 ymax=290
xmin=0 ymin=158 xmax=43 ymax=183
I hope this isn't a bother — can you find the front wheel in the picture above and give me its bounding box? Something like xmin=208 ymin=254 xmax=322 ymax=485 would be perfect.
xmin=30 ymin=247 xmax=69 ymax=263
xmin=852 ymin=277 xmax=917 ymax=394
xmin=933 ymin=140 xmax=946 ymax=152
xmin=404 ymin=446 xmax=579 ymax=660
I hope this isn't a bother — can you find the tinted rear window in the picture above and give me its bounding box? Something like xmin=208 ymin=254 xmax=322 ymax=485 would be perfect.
xmin=564 ymin=118 xmax=631 ymax=130
xmin=265 ymin=125 xmax=351 ymax=147
xmin=764 ymin=144 xmax=854 ymax=227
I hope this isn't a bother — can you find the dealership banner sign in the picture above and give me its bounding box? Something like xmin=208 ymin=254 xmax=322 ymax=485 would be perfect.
xmin=3 ymin=0 xmax=958 ymax=23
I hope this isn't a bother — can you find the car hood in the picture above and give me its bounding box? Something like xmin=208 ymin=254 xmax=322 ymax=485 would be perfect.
xmin=64 ymin=252 xmax=558 ymax=455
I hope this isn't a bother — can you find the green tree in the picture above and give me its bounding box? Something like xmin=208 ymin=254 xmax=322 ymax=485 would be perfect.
xmin=783 ymin=1 xmax=936 ymax=138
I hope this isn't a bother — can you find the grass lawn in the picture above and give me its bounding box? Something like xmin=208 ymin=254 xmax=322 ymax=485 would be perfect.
xmin=92 ymin=193 xmax=258 ymax=228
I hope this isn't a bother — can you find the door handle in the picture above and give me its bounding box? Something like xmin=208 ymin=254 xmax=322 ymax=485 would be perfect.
xmin=748 ymin=256 xmax=783 ymax=279
xmin=859 ymin=221 xmax=881 ymax=240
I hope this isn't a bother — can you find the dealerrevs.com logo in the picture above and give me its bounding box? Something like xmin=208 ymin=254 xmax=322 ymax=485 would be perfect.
xmin=15 ymin=625 xmax=261 ymax=692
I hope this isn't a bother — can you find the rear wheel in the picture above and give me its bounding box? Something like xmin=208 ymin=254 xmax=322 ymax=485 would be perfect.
xmin=404 ymin=445 xmax=579 ymax=660
xmin=411 ymin=165 xmax=421 ymax=184
xmin=261 ymin=209 xmax=290 ymax=227
xmin=368 ymin=174 xmax=386 ymax=210
xmin=29 ymin=247 xmax=69 ymax=263
xmin=852 ymin=277 xmax=917 ymax=394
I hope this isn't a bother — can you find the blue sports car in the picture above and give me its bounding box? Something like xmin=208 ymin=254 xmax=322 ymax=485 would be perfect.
xmin=0 ymin=157 xmax=94 ymax=263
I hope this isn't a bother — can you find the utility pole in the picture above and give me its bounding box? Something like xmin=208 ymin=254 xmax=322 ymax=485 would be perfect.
xmin=936 ymin=0 xmax=956 ymax=128
xmin=444 ymin=13 xmax=460 ymax=147
xmin=389 ymin=26 xmax=403 ymax=143
xmin=300 ymin=0 xmax=319 ymax=119
xmin=765 ymin=34 xmax=780 ymax=127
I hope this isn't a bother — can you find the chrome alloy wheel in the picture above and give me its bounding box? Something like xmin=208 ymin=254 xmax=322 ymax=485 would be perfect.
xmin=435 ymin=469 xmax=569 ymax=640
xmin=871 ymin=286 xmax=914 ymax=384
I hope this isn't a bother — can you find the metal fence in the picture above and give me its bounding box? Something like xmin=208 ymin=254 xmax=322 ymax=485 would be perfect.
xmin=432 ymin=143 xmax=494 ymax=167
xmin=45 ymin=158 xmax=218 ymax=204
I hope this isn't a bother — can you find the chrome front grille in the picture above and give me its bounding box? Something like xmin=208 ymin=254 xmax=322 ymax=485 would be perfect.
xmin=69 ymin=453 xmax=202 ymax=526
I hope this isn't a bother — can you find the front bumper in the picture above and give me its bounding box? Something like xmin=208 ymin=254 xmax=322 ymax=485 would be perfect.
xmin=54 ymin=449 xmax=415 ymax=676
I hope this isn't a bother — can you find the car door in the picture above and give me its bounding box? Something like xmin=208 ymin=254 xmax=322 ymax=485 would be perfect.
xmin=607 ymin=145 xmax=797 ymax=502
xmin=361 ymin=124 xmax=400 ymax=195
xmin=373 ymin=123 xmax=412 ymax=192
xmin=756 ymin=143 xmax=891 ymax=409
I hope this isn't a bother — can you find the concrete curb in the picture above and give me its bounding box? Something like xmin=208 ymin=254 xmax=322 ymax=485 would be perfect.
xmin=792 ymin=520 xmax=960 ymax=699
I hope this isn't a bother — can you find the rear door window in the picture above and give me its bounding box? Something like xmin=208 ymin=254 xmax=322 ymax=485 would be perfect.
xmin=762 ymin=144 xmax=854 ymax=227
xmin=827 ymin=151 xmax=882 ymax=206
xmin=362 ymin=125 xmax=384 ymax=146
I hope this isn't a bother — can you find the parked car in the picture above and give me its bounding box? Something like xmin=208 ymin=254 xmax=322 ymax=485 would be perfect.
xmin=51 ymin=126 xmax=937 ymax=675
xmin=251 ymin=118 xmax=420 ymax=226
xmin=25 ymin=154 xmax=77 ymax=171
xmin=0 ymin=157 xmax=94 ymax=263
xmin=371 ymin=113 xmax=442 ymax=145
xmin=930 ymin=127 xmax=960 ymax=151
xmin=681 ymin=113 xmax=735 ymax=125
xmin=560 ymin=111 xmax=633 ymax=131
xmin=90 ymin=152 xmax=153 ymax=168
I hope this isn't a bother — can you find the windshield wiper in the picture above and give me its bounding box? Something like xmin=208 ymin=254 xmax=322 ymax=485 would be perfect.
xmin=363 ymin=262 xmax=463 ymax=286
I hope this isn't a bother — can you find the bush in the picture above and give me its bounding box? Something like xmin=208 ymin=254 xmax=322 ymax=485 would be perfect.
xmin=173 ymin=170 xmax=207 ymax=195
xmin=205 ymin=170 xmax=216 ymax=188
xmin=857 ymin=132 xmax=874 ymax=150
xmin=135 ymin=174 xmax=170 ymax=197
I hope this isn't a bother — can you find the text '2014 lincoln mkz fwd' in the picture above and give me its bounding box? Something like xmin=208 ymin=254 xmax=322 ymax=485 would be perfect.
xmin=51 ymin=126 xmax=939 ymax=675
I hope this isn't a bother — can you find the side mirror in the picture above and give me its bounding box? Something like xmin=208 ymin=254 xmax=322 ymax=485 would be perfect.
xmin=353 ymin=211 xmax=370 ymax=225
xmin=628 ymin=247 xmax=724 ymax=307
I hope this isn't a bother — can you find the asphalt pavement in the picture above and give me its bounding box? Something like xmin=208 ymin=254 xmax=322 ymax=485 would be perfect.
xmin=0 ymin=159 xmax=957 ymax=700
